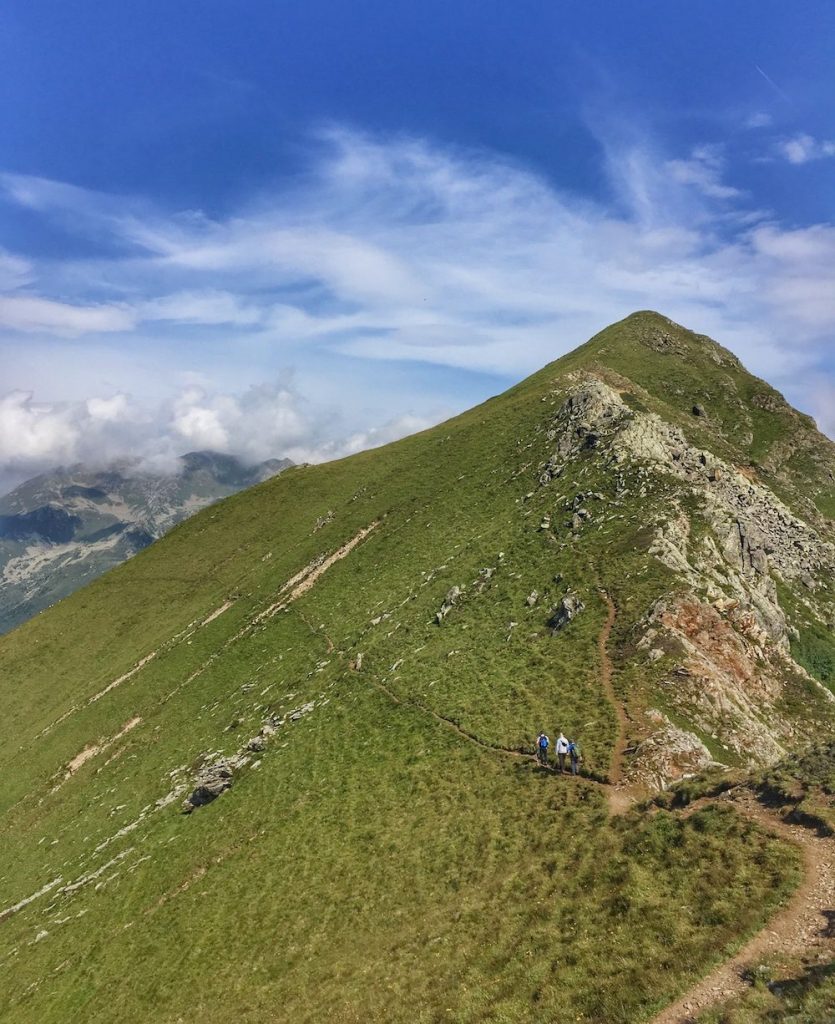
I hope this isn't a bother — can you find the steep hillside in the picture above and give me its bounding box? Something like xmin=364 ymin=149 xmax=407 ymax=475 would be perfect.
xmin=0 ymin=451 xmax=291 ymax=634
xmin=0 ymin=312 xmax=833 ymax=1023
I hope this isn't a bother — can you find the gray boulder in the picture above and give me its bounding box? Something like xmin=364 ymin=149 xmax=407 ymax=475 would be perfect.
xmin=182 ymin=759 xmax=235 ymax=813
xmin=435 ymin=586 xmax=462 ymax=624
xmin=548 ymin=592 xmax=585 ymax=634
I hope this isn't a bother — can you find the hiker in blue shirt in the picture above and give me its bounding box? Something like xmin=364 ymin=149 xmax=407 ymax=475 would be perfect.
xmin=567 ymin=739 xmax=581 ymax=776
xmin=536 ymin=731 xmax=550 ymax=766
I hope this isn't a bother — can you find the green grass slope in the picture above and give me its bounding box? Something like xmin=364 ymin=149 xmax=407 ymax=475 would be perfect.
xmin=0 ymin=312 xmax=831 ymax=1023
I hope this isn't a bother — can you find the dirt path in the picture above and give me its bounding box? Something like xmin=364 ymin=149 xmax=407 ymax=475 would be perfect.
xmin=353 ymin=596 xmax=630 ymax=798
xmin=597 ymin=590 xmax=634 ymax=813
xmin=370 ymin=675 xmax=618 ymax=797
xmin=650 ymin=789 xmax=835 ymax=1024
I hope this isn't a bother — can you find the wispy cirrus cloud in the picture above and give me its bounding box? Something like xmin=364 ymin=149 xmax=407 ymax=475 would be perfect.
xmin=664 ymin=145 xmax=743 ymax=200
xmin=0 ymin=294 xmax=135 ymax=334
xmin=744 ymin=112 xmax=773 ymax=130
xmin=2 ymin=125 xmax=835 ymax=492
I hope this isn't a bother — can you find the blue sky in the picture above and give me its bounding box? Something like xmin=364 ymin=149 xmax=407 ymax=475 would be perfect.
xmin=1 ymin=1 xmax=834 ymax=489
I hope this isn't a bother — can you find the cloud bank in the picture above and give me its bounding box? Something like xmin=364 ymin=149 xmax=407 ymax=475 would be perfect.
xmin=0 ymin=381 xmax=436 ymax=492
xmin=1 ymin=127 xmax=835 ymax=491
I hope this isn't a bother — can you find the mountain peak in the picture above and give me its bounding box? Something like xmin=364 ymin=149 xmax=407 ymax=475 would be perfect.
xmin=589 ymin=310 xmax=743 ymax=368
xmin=1 ymin=317 xmax=834 ymax=1022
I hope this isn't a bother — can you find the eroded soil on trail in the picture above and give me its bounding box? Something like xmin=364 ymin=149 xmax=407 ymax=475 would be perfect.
xmin=597 ymin=590 xmax=638 ymax=814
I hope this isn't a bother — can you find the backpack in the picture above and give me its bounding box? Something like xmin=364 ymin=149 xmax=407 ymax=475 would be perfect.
xmin=538 ymin=734 xmax=549 ymax=749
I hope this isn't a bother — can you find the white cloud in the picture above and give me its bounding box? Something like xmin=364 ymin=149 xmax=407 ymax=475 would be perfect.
xmin=0 ymin=295 xmax=135 ymax=335
xmin=2 ymin=124 xmax=835 ymax=488
xmin=141 ymin=290 xmax=263 ymax=326
xmin=745 ymin=112 xmax=773 ymax=129
xmin=664 ymin=146 xmax=742 ymax=200
xmin=777 ymin=133 xmax=835 ymax=165
xmin=810 ymin=384 xmax=835 ymax=439
xmin=749 ymin=224 xmax=835 ymax=329
xmin=0 ymin=378 xmax=443 ymax=488
xmin=0 ymin=249 xmax=33 ymax=290
xmin=0 ymin=391 xmax=81 ymax=465
xmin=86 ymin=394 xmax=132 ymax=422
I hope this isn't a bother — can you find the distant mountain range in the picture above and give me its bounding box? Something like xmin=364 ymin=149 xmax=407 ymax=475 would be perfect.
xmin=0 ymin=451 xmax=292 ymax=634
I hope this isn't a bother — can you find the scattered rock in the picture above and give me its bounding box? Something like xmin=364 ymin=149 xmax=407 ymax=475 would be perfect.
xmin=526 ymin=590 xmax=539 ymax=608
xmin=290 ymin=701 xmax=315 ymax=721
xmin=435 ymin=586 xmax=462 ymax=624
xmin=548 ymin=592 xmax=585 ymax=633
xmin=539 ymin=456 xmax=564 ymax=486
xmin=692 ymin=403 xmax=706 ymax=417
xmin=182 ymin=759 xmax=236 ymax=813
xmin=313 ymin=510 xmax=335 ymax=532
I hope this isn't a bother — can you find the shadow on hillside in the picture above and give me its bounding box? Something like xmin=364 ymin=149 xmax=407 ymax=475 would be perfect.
xmin=761 ymin=959 xmax=835 ymax=1006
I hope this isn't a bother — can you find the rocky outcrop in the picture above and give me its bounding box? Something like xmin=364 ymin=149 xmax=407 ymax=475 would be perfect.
xmin=182 ymin=757 xmax=239 ymax=812
xmin=548 ymin=592 xmax=585 ymax=634
xmin=610 ymin=390 xmax=835 ymax=587
xmin=641 ymin=595 xmax=789 ymax=766
xmin=436 ymin=586 xmax=463 ymax=624
xmin=182 ymin=697 xmax=323 ymax=812
xmin=629 ymin=709 xmax=714 ymax=791
xmin=545 ymin=377 xmax=834 ymax=625
xmin=631 ymin=712 xmax=717 ymax=790
xmin=541 ymin=376 xmax=835 ymax=784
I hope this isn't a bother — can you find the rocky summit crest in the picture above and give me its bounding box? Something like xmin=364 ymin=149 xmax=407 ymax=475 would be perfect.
xmin=538 ymin=367 xmax=835 ymax=785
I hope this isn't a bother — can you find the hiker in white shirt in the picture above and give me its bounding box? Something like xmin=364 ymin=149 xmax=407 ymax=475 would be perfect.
xmin=555 ymin=733 xmax=569 ymax=773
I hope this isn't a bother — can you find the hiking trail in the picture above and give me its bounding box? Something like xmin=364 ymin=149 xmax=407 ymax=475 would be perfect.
xmin=649 ymin=788 xmax=835 ymax=1024
xmin=597 ymin=590 xmax=633 ymax=813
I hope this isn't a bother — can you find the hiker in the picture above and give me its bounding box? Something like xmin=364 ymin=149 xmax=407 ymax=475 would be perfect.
xmin=536 ymin=731 xmax=550 ymax=766
xmin=555 ymin=733 xmax=569 ymax=773
xmin=567 ymin=739 xmax=581 ymax=776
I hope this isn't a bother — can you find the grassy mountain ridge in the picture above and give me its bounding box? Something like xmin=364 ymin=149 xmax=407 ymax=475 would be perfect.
xmin=0 ymin=311 xmax=833 ymax=1022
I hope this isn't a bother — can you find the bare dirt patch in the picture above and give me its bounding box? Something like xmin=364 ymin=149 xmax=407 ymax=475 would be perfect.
xmin=254 ymin=522 xmax=380 ymax=624
xmin=57 ymin=716 xmax=142 ymax=786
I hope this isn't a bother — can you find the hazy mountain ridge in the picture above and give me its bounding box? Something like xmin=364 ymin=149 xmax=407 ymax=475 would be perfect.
xmin=0 ymin=451 xmax=292 ymax=634
xmin=0 ymin=312 xmax=833 ymax=1022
